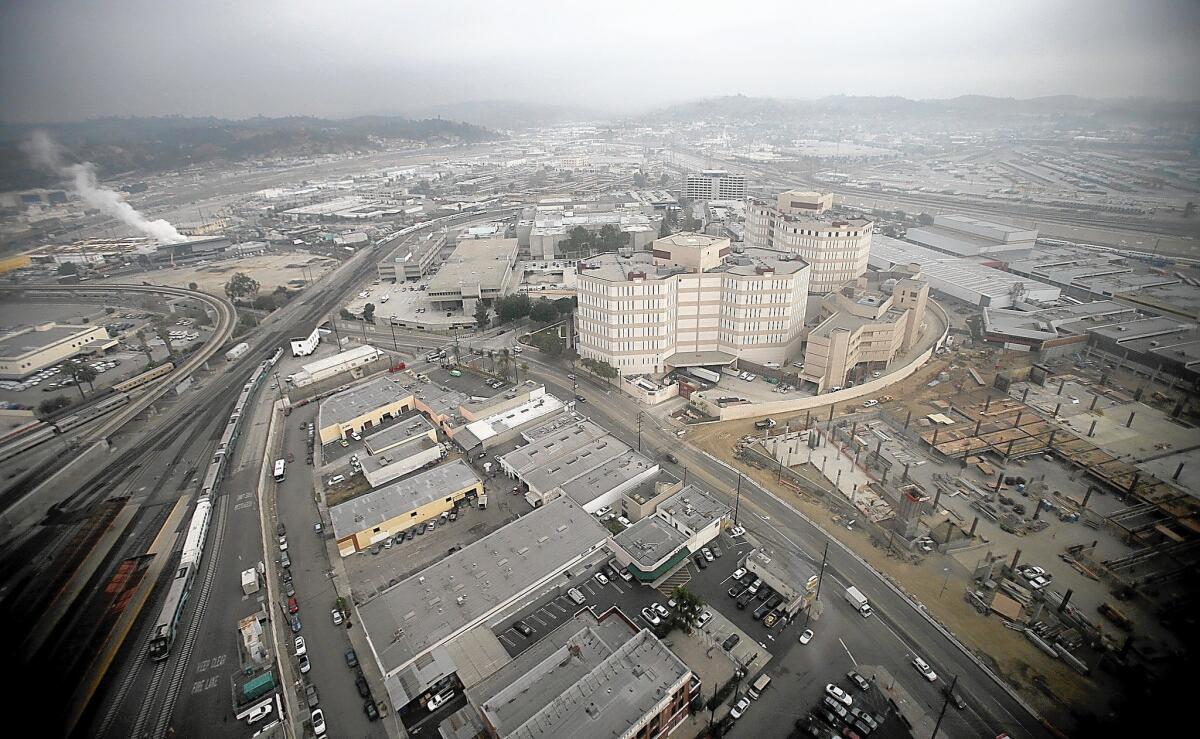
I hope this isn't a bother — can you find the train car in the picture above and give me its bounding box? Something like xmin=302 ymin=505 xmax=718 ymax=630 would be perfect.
xmin=200 ymin=458 xmax=223 ymax=498
xmin=0 ymin=423 xmax=57 ymax=463
xmin=179 ymin=498 xmax=212 ymax=569
xmin=52 ymin=393 xmax=131 ymax=433
xmin=268 ymin=347 xmax=284 ymax=367
xmin=112 ymin=362 xmax=175 ymax=393
xmin=148 ymin=564 xmax=193 ymax=661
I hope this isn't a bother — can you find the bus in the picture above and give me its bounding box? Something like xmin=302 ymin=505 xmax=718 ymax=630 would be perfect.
xmin=273 ymin=459 xmax=286 ymax=483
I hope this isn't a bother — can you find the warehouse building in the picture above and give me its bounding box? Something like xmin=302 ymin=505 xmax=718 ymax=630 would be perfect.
xmin=359 ymin=436 xmax=445 ymax=488
xmin=364 ymin=413 xmax=437 ymax=454
xmin=469 ymin=609 xmax=697 ymax=739
xmin=906 ymin=214 xmax=1037 ymax=259
xmin=868 ymin=236 xmax=1060 ymax=308
xmin=0 ymin=322 xmax=115 ymax=379
xmin=449 ymin=387 xmax=565 ymax=453
xmin=330 ymin=459 xmax=482 ymax=556
xmin=609 ymin=485 xmax=729 ymax=582
xmin=356 ymin=498 xmax=609 ymax=708
xmin=288 ymin=344 xmax=383 ymax=388
xmin=315 ymin=374 xmax=413 ymax=444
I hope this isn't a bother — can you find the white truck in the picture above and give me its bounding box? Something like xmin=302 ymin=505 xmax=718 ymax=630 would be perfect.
xmin=845 ymin=586 xmax=872 ymax=617
xmin=241 ymin=568 xmax=260 ymax=595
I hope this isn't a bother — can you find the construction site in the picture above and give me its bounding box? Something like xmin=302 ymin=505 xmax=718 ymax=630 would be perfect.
xmin=690 ymin=340 xmax=1199 ymax=726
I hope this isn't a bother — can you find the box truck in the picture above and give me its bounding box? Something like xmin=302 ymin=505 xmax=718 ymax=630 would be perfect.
xmin=845 ymin=586 xmax=872 ymax=617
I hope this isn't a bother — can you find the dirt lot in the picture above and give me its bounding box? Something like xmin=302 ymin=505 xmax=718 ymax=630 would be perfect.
xmin=684 ymin=350 xmax=1119 ymax=729
xmin=106 ymin=252 xmax=337 ymax=295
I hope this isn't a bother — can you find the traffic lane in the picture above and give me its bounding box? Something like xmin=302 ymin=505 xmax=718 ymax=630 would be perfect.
xmin=404 ymin=691 xmax=466 ymax=734
xmin=277 ymin=414 xmax=384 ymax=738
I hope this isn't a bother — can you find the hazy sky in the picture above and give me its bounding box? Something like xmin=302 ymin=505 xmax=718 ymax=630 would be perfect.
xmin=2 ymin=0 xmax=1198 ymax=122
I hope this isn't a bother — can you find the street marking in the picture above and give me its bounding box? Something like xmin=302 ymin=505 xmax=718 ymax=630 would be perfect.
xmin=610 ymin=582 xmax=625 ymax=594
xmin=530 ymin=613 xmax=547 ymax=626
xmin=840 ymin=638 xmax=857 ymax=666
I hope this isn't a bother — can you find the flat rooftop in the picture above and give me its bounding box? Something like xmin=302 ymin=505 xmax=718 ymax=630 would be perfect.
xmin=359 ymin=435 xmax=440 ymax=476
xmin=658 ymin=485 xmax=729 ymax=532
xmin=1090 ymin=316 xmax=1197 ymax=342
xmin=500 ymin=418 xmax=611 ymax=476
xmin=578 ymin=246 xmax=805 ymax=284
xmin=0 ymin=324 xmax=97 ymax=358
xmin=427 ymin=237 xmax=518 ymax=296
xmin=479 ymin=626 xmax=689 ymax=739
xmin=357 ymin=498 xmax=609 ymax=675
xmin=869 ymin=236 xmax=1060 ymax=301
xmin=317 ymin=375 xmax=411 ymax=431
xmin=559 ymin=450 xmax=657 ymax=507
xmin=463 ymin=394 xmax=564 ymax=445
xmin=300 ymin=344 xmax=380 ymax=376
xmin=329 ymin=459 xmax=479 ymax=540
xmin=364 ymin=413 xmax=435 ymax=454
xmin=612 ymin=516 xmax=689 ymax=568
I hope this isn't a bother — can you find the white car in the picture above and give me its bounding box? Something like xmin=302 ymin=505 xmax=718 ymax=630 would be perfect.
xmin=593 ymin=572 xmax=609 ymax=586
xmin=653 ymin=602 xmax=669 ymax=619
xmin=799 ymin=629 xmax=814 ymax=644
xmin=697 ymin=610 xmax=713 ymax=627
xmin=617 ymin=516 xmax=631 ymax=528
xmin=729 ymin=525 xmax=746 ymax=537
xmin=913 ymin=656 xmax=938 ymax=682
xmin=730 ymin=696 xmax=751 ymax=719
xmin=298 ymin=654 xmax=311 ymax=673
xmin=427 ymin=689 xmax=454 ymax=711
xmin=732 ymin=568 xmax=747 ymax=581
xmin=294 ymin=636 xmax=307 ymax=657
xmin=702 ymin=548 xmax=714 ymax=562
xmin=331 ymin=608 xmax=344 ymax=625
xmin=311 ymin=708 xmax=326 ymax=734
xmin=245 ymin=702 xmax=273 ymax=724
xmin=862 ymin=399 xmax=879 ymax=408
xmin=595 ymin=506 xmax=612 ymax=517
xmin=825 ymin=683 xmax=852 ymax=706
xmin=640 ymin=607 xmax=661 ymax=626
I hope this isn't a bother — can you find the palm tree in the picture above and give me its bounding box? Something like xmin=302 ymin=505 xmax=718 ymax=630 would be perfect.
xmin=72 ymin=365 xmax=98 ymax=398
xmin=135 ymin=329 xmax=154 ymax=364
xmin=496 ymin=349 xmax=512 ymax=381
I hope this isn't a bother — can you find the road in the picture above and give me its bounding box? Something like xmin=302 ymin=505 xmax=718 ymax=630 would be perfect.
xmin=516 ymin=350 xmax=1051 ymax=739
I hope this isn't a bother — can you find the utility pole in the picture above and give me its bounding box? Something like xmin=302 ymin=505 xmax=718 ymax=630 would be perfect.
xmin=805 ymin=541 xmax=830 ymax=628
xmin=734 ymin=473 xmax=743 ymax=525
xmin=637 ymin=411 xmax=644 ymax=452
xmin=930 ymin=674 xmax=957 ymax=739
xmin=389 ymin=322 xmax=398 ymax=351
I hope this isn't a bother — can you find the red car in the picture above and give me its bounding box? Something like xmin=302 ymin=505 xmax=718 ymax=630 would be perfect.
xmin=389 ymin=362 xmax=407 ymax=372
xmin=288 ymin=596 xmax=299 ymax=614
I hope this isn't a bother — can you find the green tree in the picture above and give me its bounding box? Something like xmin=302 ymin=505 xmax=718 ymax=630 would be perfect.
xmin=595 ymin=223 xmax=627 ymax=253
xmin=362 ymin=302 xmax=376 ymax=323
xmin=659 ymin=218 xmax=671 ymax=238
xmin=339 ymin=308 xmax=356 ymax=321
xmin=659 ymin=173 xmax=669 ymax=187
xmin=134 ymin=329 xmax=154 ymax=363
xmin=566 ymin=226 xmax=592 ymax=257
xmin=187 ymin=281 xmax=199 ymax=291
xmin=154 ymin=319 xmax=176 ymax=358
xmin=495 ymin=348 xmax=512 ymax=380
xmin=529 ymin=298 xmax=558 ymax=324
xmin=668 ymin=586 xmax=705 ymax=633
xmin=252 ymin=294 xmax=276 ymax=311
xmin=518 ymin=361 xmax=530 ymax=384
xmin=581 ymin=357 xmax=619 ymax=385
xmin=57 ymin=262 xmax=78 ymax=275
xmin=917 ymin=212 xmax=935 ymax=226
xmin=496 ymin=293 xmax=532 ymax=323
xmin=38 ymin=395 xmax=71 ymax=417
xmin=416 ymin=179 xmax=432 ymax=196
xmin=70 ymin=365 xmax=98 ymax=399
xmin=475 ymin=300 xmax=491 ymax=330
xmin=553 ymin=296 xmax=575 ymax=315
xmin=224 ymin=272 xmax=260 ymax=301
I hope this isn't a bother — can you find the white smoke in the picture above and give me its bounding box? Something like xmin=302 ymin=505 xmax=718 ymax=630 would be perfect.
xmin=26 ymin=131 xmax=188 ymax=244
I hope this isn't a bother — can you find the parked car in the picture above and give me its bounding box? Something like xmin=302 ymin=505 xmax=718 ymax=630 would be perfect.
xmin=331 ymin=607 xmax=344 ymax=625
xmin=288 ymin=597 xmax=299 ymax=614
xmin=305 ymin=684 xmax=320 ymax=708
xmin=310 ymin=708 xmax=326 ymax=734
xmin=694 ymin=554 xmax=708 ymax=569
xmin=799 ymin=629 xmax=814 ymax=644
xmin=653 ymin=602 xmax=669 ymax=619
xmin=732 ymin=567 xmax=747 ymax=581
xmin=345 ymin=649 xmax=359 ymax=668
xmin=294 ymin=636 xmax=306 ymax=657
xmin=427 ymin=689 xmax=455 ymax=711
xmin=593 ymin=572 xmax=609 ymax=586
xmin=298 ymin=654 xmax=311 ymax=673
xmin=722 ymin=633 xmax=740 ymax=651
xmin=513 ymin=620 xmax=533 ymax=637
xmin=702 ymin=547 xmax=714 ymax=562
xmin=847 ymin=670 xmax=871 ymax=691
xmin=822 ymin=696 xmax=849 ymax=721
xmin=697 ymin=610 xmax=713 ymax=627
xmin=730 ymin=696 xmax=751 ymax=719
xmin=245 ymin=702 xmax=273 ymax=724
xmin=364 ymin=699 xmax=379 ymax=721
xmin=825 ymin=684 xmax=853 ymax=706
xmin=640 ymin=607 xmax=661 ymax=626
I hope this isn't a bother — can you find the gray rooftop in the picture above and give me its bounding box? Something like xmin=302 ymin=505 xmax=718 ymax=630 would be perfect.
xmin=427 ymin=237 xmax=518 ymax=296
xmin=499 ymin=418 xmax=611 ymax=477
xmin=329 ymin=459 xmax=479 ymax=540
xmin=658 ymin=485 xmax=730 ymax=533
xmin=0 ymin=324 xmax=98 ymax=357
xmin=317 ymin=375 xmax=412 ymax=431
xmin=578 ymin=246 xmax=805 ymax=283
xmin=519 ymin=410 xmax=590 ymax=441
xmin=480 ymin=625 xmax=690 ymax=739
xmin=558 ymin=450 xmax=657 ymax=507
xmin=364 ymin=413 xmax=435 ymax=454
xmin=357 ymin=498 xmax=609 ymax=675
xmin=521 ymin=436 xmax=630 ymax=495
xmin=612 ymin=516 xmax=690 ymax=568
xmin=1090 ymin=316 xmax=1196 ymax=342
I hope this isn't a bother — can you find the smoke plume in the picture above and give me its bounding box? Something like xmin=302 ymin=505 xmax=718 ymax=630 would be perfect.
xmin=25 ymin=131 xmax=188 ymax=244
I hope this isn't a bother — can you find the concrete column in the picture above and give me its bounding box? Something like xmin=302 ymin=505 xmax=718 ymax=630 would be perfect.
xmin=1174 ymin=462 xmax=1185 ymax=481
xmin=836 ymin=469 xmax=843 ymax=488
xmin=932 ymin=427 xmax=940 ymax=446
xmin=904 ymin=410 xmax=912 ymax=429
xmin=828 ymin=405 xmax=835 ymax=424
xmin=1088 ymin=420 xmax=1098 ymax=437
xmin=1006 ymin=439 xmax=1016 ymax=457
xmin=932 ymin=489 xmax=942 ymax=509
xmin=973 ymin=419 xmax=982 ymax=436
xmin=1010 ymin=549 xmax=1022 ymax=571
xmin=880 ymin=469 xmax=887 ymax=484
xmin=1058 ymin=589 xmax=1073 ymax=613
xmin=1032 ymin=499 xmax=1043 ymax=520
xmin=1128 ymin=472 xmax=1140 ymax=496
xmin=1089 ymin=394 xmax=1099 ymax=410
xmin=1047 ymin=429 xmax=1056 ymax=449
xmin=995 ymin=472 xmax=1005 ymax=493
xmin=969 ymin=517 xmax=979 ymax=538
xmin=874 ymin=439 xmax=883 ymax=461
xmin=1022 ymin=388 xmax=1030 ymax=403
xmin=1053 ymin=403 xmax=1062 ymax=417
xmin=984 ymin=395 xmax=993 ymax=412
xmin=1082 ymin=486 xmax=1096 ymax=509
xmin=1014 ymin=411 xmax=1023 ymax=428
xmin=1126 ymin=411 xmax=1136 ymax=428
xmin=1058 ymin=379 xmax=1067 ymax=395
xmin=903 ymin=463 xmax=911 ymax=482
xmin=805 ymin=410 xmax=811 ymax=429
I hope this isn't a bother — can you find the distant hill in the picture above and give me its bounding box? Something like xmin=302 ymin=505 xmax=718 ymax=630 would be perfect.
xmin=0 ymin=114 xmax=498 ymax=190
xmin=637 ymin=93 xmax=1200 ymax=128
xmin=399 ymin=100 xmax=604 ymax=130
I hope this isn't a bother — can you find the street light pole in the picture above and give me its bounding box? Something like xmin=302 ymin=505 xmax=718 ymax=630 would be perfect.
xmin=930 ymin=674 xmax=957 ymax=739
xmin=637 ymin=411 xmax=644 ymax=452
xmin=734 ymin=473 xmax=742 ymax=525
xmin=939 ymin=567 xmax=951 ymax=599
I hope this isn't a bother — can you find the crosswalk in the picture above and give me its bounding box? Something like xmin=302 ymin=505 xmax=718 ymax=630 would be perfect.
xmin=657 ymin=564 xmax=693 ymax=597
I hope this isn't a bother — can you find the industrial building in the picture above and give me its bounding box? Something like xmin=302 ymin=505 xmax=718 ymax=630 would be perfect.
xmin=378 ymin=231 xmax=442 ymax=282
xmin=364 ymin=413 xmax=437 ymax=455
xmin=574 ymin=232 xmax=811 ymax=376
xmin=468 ymin=609 xmax=696 ymax=739
xmin=744 ymin=190 xmax=873 ymax=294
xmin=0 ymin=322 xmax=115 ymax=379
xmin=356 ymin=498 xmax=609 ymax=708
xmin=448 ymin=386 xmax=565 ymax=453
xmin=315 ymin=374 xmax=414 ymax=444
xmin=609 ymin=485 xmax=729 ymax=582
xmin=743 ymin=547 xmax=817 ymax=618
xmin=868 ymin=236 xmax=1061 ymax=308
xmin=427 ymin=237 xmax=519 ymax=311
xmin=288 ymin=344 xmax=383 ymax=389
xmin=906 ymin=214 xmax=1038 ymax=259
xmin=359 ymin=436 xmax=445 ymax=488
xmin=800 ymin=275 xmax=930 ymax=392
xmin=981 ymin=300 xmax=1137 ymax=354
xmin=684 ymin=170 xmax=746 ymax=201
xmin=330 ymin=459 xmax=481 ymax=555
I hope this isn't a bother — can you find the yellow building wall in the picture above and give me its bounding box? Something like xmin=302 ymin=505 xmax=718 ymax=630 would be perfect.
xmin=0 ymin=254 xmax=31 ymax=275
xmin=337 ymin=480 xmax=483 ymax=554
xmin=317 ymin=396 xmax=415 ymax=445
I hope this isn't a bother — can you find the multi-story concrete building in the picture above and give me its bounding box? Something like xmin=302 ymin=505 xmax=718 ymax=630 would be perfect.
xmin=575 ymin=232 xmax=810 ymax=377
xmin=684 ymin=170 xmax=746 ymax=201
xmin=517 ymin=196 xmax=662 ymax=260
xmin=377 ymin=231 xmax=442 ymax=282
xmin=745 ymin=190 xmax=873 ymax=294
xmin=427 ymin=237 xmax=519 ymax=311
xmin=800 ymin=275 xmax=930 ymax=392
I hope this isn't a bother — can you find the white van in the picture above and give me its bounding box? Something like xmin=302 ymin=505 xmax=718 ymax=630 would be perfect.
xmin=747 ymin=673 xmax=772 ymax=699
xmin=567 ymin=587 xmax=586 ymax=605
xmin=328 ymin=475 xmax=345 ymax=486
